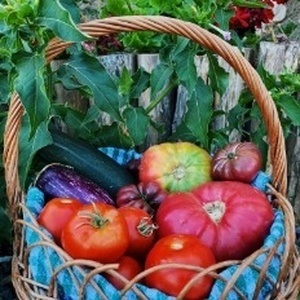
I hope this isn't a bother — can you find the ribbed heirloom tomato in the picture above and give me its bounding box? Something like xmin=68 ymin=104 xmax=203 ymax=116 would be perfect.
xmin=139 ymin=142 xmax=212 ymax=193
xmin=212 ymin=142 xmax=262 ymax=183
xmin=156 ymin=181 xmax=274 ymax=262
xmin=61 ymin=203 xmax=129 ymax=263
xmin=116 ymin=181 xmax=166 ymax=216
xmin=145 ymin=234 xmax=216 ymax=299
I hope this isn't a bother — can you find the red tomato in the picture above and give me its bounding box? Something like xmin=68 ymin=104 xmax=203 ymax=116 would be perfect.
xmin=37 ymin=198 xmax=82 ymax=245
xmin=139 ymin=142 xmax=212 ymax=193
xmin=145 ymin=234 xmax=216 ymax=299
xmin=156 ymin=181 xmax=274 ymax=262
xmin=212 ymin=142 xmax=262 ymax=183
xmin=106 ymin=256 xmax=143 ymax=290
xmin=61 ymin=203 xmax=129 ymax=263
xmin=118 ymin=206 xmax=157 ymax=257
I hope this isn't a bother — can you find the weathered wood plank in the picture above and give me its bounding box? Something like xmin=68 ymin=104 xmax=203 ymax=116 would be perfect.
xmin=214 ymin=48 xmax=252 ymax=142
xmin=258 ymin=41 xmax=300 ymax=224
xmin=173 ymin=49 xmax=252 ymax=144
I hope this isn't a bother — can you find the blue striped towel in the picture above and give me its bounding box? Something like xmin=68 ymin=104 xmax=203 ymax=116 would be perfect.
xmin=24 ymin=147 xmax=285 ymax=299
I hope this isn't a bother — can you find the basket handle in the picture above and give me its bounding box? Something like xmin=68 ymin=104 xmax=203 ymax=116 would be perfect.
xmin=3 ymin=16 xmax=287 ymax=210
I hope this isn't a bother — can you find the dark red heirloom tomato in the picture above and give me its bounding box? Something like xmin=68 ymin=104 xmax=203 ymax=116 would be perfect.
xmin=212 ymin=142 xmax=262 ymax=183
xmin=139 ymin=142 xmax=212 ymax=193
xmin=116 ymin=181 xmax=167 ymax=216
xmin=37 ymin=198 xmax=83 ymax=245
xmin=156 ymin=181 xmax=274 ymax=262
xmin=106 ymin=256 xmax=143 ymax=290
xmin=145 ymin=234 xmax=216 ymax=299
xmin=61 ymin=203 xmax=129 ymax=263
xmin=118 ymin=206 xmax=157 ymax=257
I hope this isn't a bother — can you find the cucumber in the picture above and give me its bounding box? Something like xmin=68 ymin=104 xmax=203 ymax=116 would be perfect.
xmin=38 ymin=130 xmax=136 ymax=198
xmin=35 ymin=163 xmax=115 ymax=205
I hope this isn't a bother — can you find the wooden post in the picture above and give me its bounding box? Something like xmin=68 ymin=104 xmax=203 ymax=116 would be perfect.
xmin=258 ymin=41 xmax=300 ymax=224
xmin=174 ymin=49 xmax=252 ymax=143
xmin=214 ymin=48 xmax=252 ymax=142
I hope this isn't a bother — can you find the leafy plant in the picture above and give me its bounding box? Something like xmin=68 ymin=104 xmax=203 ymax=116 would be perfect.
xmin=0 ymin=0 xmax=90 ymax=186
xmin=0 ymin=0 xmax=90 ymax=246
xmin=97 ymin=0 xmax=282 ymax=52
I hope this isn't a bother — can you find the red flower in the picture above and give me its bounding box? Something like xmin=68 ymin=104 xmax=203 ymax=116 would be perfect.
xmin=230 ymin=7 xmax=252 ymax=29
xmin=230 ymin=2 xmax=275 ymax=33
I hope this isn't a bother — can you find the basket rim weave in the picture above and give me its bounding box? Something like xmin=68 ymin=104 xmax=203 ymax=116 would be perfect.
xmin=3 ymin=15 xmax=299 ymax=300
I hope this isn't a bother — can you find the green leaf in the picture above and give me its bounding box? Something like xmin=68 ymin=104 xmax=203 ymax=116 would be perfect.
xmin=19 ymin=117 xmax=52 ymax=188
xmin=276 ymin=94 xmax=300 ymax=126
xmin=0 ymin=206 xmax=12 ymax=243
xmin=170 ymin=40 xmax=198 ymax=92
xmin=171 ymin=77 xmax=214 ymax=149
xmin=37 ymin=0 xmax=90 ymax=42
xmin=207 ymin=53 xmax=229 ymax=96
xmin=14 ymin=54 xmax=50 ymax=135
xmin=122 ymin=106 xmax=150 ymax=146
xmin=0 ymin=72 xmax=9 ymax=103
xmin=57 ymin=53 xmax=122 ymax=121
xmin=215 ymin=8 xmax=234 ymax=30
xmin=119 ymin=67 xmax=134 ymax=99
xmin=100 ymin=0 xmax=132 ymax=17
xmin=150 ymin=63 xmax=174 ymax=100
xmin=256 ymin=64 xmax=278 ymax=89
xmin=130 ymin=67 xmax=150 ymax=100
xmin=95 ymin=123 xmax=134 ymax=148
xmin=59 ymin=0 xmax=81 ymax=24
xmin=232 ymin=0 xmax=268 ymax=8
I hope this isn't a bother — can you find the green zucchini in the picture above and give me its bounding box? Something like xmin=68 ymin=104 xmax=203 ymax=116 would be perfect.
xmin=38 ymin=130 xmax=136 ymax=199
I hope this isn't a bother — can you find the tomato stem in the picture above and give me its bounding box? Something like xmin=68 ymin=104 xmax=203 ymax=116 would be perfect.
xmin=137 ymin=217 xmax=158 ymax=237
xmin=227 ymin=152 xmax=236 ymax=160
xmin=78 ymin=211 xmax=110 ymax=228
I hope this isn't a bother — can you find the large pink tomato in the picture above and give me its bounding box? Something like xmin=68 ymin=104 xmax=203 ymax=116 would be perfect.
xmin=139 ymin=142 xmax=212 ymax=193
xmin=212 ymin=142 xmax=262 ymax=183
xmin=156 ymin=181 xmax=274 ymax=262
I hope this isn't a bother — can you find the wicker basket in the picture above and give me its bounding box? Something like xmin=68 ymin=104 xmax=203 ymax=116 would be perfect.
xmin=3 ymin=16 xmax=300 ymax=299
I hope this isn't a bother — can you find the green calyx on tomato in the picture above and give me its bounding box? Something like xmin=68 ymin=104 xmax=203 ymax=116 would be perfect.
xmin=139 ymin=142 xmax=212 ymax=193
xmin=77 ymin=206 xmax=110 ymax=229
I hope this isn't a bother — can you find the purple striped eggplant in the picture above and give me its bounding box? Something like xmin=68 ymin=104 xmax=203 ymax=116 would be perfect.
xmin=34 ymin=163 xmax=115 ymax=206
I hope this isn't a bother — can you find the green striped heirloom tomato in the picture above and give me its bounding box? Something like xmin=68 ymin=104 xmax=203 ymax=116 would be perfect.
xmin=156 ymin=181 xmax=274 ymax=262
xmin=139 ymin=142 xmax=212 ymax=193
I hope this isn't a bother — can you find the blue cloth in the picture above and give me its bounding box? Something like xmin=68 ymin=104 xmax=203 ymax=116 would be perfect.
xmin=24 ymin=148 xmax=285 ymax=299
